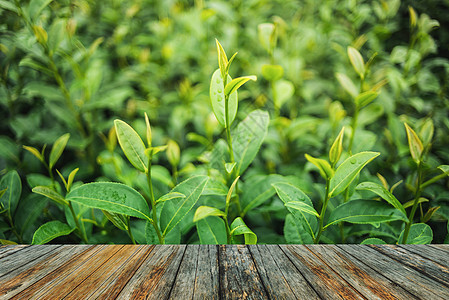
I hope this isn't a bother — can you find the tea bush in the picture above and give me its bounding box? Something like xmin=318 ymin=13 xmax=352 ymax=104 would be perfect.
xmin=1 ymin=0 xmax=448 ymax=245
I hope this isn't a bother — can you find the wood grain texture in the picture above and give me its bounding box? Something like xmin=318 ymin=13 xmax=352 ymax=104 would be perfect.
xmin=0 ymin=244 xmax=448 ymax=299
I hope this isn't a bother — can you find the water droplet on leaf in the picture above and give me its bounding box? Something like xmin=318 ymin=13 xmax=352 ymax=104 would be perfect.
xmin=350 ymin=158 xmax=357 ymax=164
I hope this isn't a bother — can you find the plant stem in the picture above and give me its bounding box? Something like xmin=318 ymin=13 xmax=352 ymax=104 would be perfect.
xmin=126 ymin=217 xmax=136 ymax=244
xmin=223 ymin=216 xmax=231 ymax=244
xmin=314 ymin=178 xmax=331 ymax=244
xmin=224 ymin=94 xmax=235 ymax=163
xmin=146 ymin=153 xmax=164 ymax=244
xmin=347 ymin=106 xmax=359 ymax=156
xmin=402 ymin=161 xmax=423 ymax=244
xmin=68 ymin=201 xmax=88 ymax=243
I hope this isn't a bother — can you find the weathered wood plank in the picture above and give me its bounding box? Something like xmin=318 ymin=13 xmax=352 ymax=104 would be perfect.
xmin=63 ymin=245 xmax=150 ymax=299
xmin=0 ymin=245 xmax=61 ymax=276
xmin=219 ymin=245 xmax=267 ymax=299
xmin=430 ymin=245 xmax=449 ymax=253
xmin=12 ymin=245 xmax=119 ymax=299
xmin=193 ymin=245 xmax=219 ymax=300
xmin=0 ymin=245 xmax=92 ymax=299
xmin=339 ymin=245 xmax=449 ymax=299
xmin=168 ymin=245 xmax=200 ymax=299
xmin=86 ymin=245 xmax=155 ymax=300
xmin=0 ymin=245 xmax=28 ymax=260
xmin=370 ymin=245 xmax=449 ymax=287
xmin=306 ymin=245 xmax=417 ymax=300
xmin=249 ymin=245 xmax=319 ymax=299
xmin=281 ymin=245 xmax=363 ymax=299
xmin=117 ymin=244 xmax=186 ymax=299
xmin=399 ymin=245 xmax=449 ymax=267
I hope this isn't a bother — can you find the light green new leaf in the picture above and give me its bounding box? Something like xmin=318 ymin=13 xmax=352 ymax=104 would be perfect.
xmin=225 ymin=162 xmax=236 ymax=174
xmin=305 ymin=154 xmax=334 ymax=180
xmin=49 ymin=133 xmax=70 ymax=169
xmin=356 ymin=182 xmax=407 ymax=217
xmin=32 ymin=220 xmax=74 ymax=245
xmin=329 ymin=127 xmax=345 ymax=166
xmin=398 ymin=223 xmax=433 ymax=244
xmin=224 ymin=76 xmax=257 ymax=96
xmin=33 ymin=186 xmax=68 ymax=206
xmin=348 ymin=46 xmax=365 ymax=78
xmin=0 ymin=239 xmax=18 ymax=245
xmin=404 ymin=123 xmax=423 ymax=164
xmin=325 ymin=200 xmax=408 ymax=228
xmin=361 ymin=238 xmax=387 ymax=245
xmin=160 ymin=175 xmax=209 ymax=236
xmin=0 ymin=188 xmax=6 ymax=200
xmin=193 ymin=206 xmax=225 ymax=222
xmin=262 ymin=64 xmax=284 ymax=81
xmin=102 ymin=210 xmax=128 ymax=231
xmin=66 ymin=168 xmax=79 ymax=192
xmin=438 ymin=165 xmax=449 ymax=176
xmin=285 ymin=201 xmax=319 ymax=218
xmin=258 ymin=23 xmax=276 ymax=53
xmin=225 ymin=176 xmax=239 ymax=214
xmin=329 ymin=152 xmax=380 ymax=197
xmin=0 ymin=170 xmax=22 ymax=216
xmin=272 ymin=182 xmax=316 ymax=239
xmin=66 ymin=182 xmax=151 ymax=221
xmin=274 ymin=79 xmax=295 ymax=108
xmin=23 ymin=145 xmax=44 ymax=162
xmin=336 ymin=72 xmax=358 ymax=98
xmin=114 ymin=119 xmax=148 ymax=172
xmin=210 ymin=69 xmax=238 ymax=127
xmin=216 ymin=39 xmax=228 ymax=79
xmin=232 ymin=110 xmax=269 ymax=175
xmin=403 ymin=197 xmax=428 ymax=209
xmin=156 ymin=192 xmax=185 ymax=204
xmin=28 ymin=0 xmax=54 ymax=21
xmin=196 ymin=216 xmax=227 ymax=244
xmin=355 ymin=91 xmax=378 ymax=108
xmin=230 ymin=217 xmax=257 ymax=244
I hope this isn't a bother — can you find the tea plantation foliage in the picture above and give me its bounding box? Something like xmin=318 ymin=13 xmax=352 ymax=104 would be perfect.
xmin=1 ymin=0 xmax=448 ymax=245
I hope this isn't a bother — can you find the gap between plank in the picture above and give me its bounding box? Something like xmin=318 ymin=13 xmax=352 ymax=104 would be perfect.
xmin=165 ymin=244 xmax=188 ymax=299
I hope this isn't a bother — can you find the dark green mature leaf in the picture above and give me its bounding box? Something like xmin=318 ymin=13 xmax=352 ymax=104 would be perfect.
xmin=49 ymin=133 xmax=70 ymax=169
xmin=193 ymin=206 xmax=225 ymax=222
xmin=273 ymin=182 xmax=318 ymax=218
xmin=114 ymin=119 xmax=148 ymax=172
xmin=210 ymin=69 xmax=238 ymax=127
xmin=361 ymin=238 xmax=387 ymax=245
xmin=196 ymin=216 xmax=227 ymax=244
xmin=15 ymin=194 xmax=48 ymax=238
xmin=66 ymin=182 xmax=151 ymax=221
xmin=0 ymin=170 xmax=22 ymax=216
xmin=28 ymin=0 xmax=54 ymax=21
xmin=32 ymin=221 xmax=74 ymax=245
xmin=232 ymin=110 xmax=269 ymax=175
xmin=398 ymin=223 xmax=433 ymax=244
xmin=326 ymin=200 xmax=408 ymax=228
xmin=32 ymin=186 xmax=67 ymax=206
xmin=285 ymin=201 xmax=319 ymax=218
xmin=0 ymin=1 xmax=18 ymax=12
xmin=160 ymin=176 xmax=209 ymax=236
xmin=356 ymin=182 xmax=407 ymax=217
xmin=230 ymin=217 xmax=257 ymax=244
xmin=224 ymin=76 xmax=257 ymax=96
xmin=329 ymin=152 xmax=380 ymax=197
xmin=156 ymin=192 xmax=185 ymax=204
xmin=272 ymin=182 xmax=316 ymax=240
xmin=284 ymin=214 xmax=314 ymax=244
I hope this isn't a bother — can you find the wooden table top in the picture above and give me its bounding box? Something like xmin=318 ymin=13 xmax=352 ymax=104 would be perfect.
xmin=0 ymin=244 xmax=448 ymax=299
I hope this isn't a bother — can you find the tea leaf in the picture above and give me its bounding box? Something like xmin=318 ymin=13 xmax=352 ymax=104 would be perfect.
xmin=156 ymin=192 xmax=185 ymax=204
xmin=215 ymin=39 xmax=228 ymax=79
xmin=224 ymin=75 xmax=257 ymax=96
xmin=347 ymin=46 xmax=365 ymax=78
xmin=32 ymin=186 xmax=69 ymax=205
xmin=225 ymin=162 xmax=236 ymax=175
xmin=66 ymin=182 xmax=151 ymax=221
xmin=0 ymin=239 xmax=18 ymax=245
xmin=285 ymin=201 xmax=319 ymax=218
xmin=274 ymin=79 xmax=295 ymax=108
xmin=361 ymin=238 xmax=387 ymax=244
xmin=305 ymin=154 xmax=334 ymax=180
xmin=404 ymin=123 xmax=423 ymax=164
xmin=166 ymin=139 xmax=180 ymax=167
xmin=160 ymin=175 xmax=209 ymax=236
xmin=225 ymin=176 xmax=239 ymax=214
xmin=32 ymin=220 xmax=74 ymax=245
xmin=356 ymin=182 xmax=407 ymax=216
xmin=114 ymin=119 xmax=148 ymax=172
xmin=422 ymin=206 xmax=440 ymax=223
xmin=28 ymin=0 xmax=54 ymax=21
xmin=419 ymin=118 xmax=434 ymax=147
xmin=329 ymin=127 xmax=345 ymax=166
xmin=403 ymin=197 xmax=428 ymax=209
xmin=66 ymin=168 xmax=79 ymax=192
xmin=23 ymin=145 xmax=44 ymax=162
xmin=258 ymin=23 xmax=276 ymax=53
xmin=326 ymin=200 xmax=408 ymax=228
xmin=232 ymin=110 xmax=269 ymax=175
xmin=355 ymin=91 xmax=378 ymax=108
xmin=144 ymin=112 xmax=152 ymax=147
xmin=193 ymin=206 xmax=225 ymax=222
xmin=336 ymin=72 xmax=358 ymax=98
xmin=398 ymin=223 xmax=432 ymax=244
xmin=329 ymin=151 xmax=380 ymax=197
xmin=49 ymin=133 xmax=70 ymax=170
xmin=284 ymin=214 xmax=314 ymax=244
xmin=262 ymin=64 xmax=284 ymax=81
xmin=438 ymin=165 xmax=449 ymax=176
xmin=196 ymin=216 xmax=227 ymax=244
xmin=210 ymin=69 xmax=238 ymax=127
xmin=230 ymin=217 xmax=257 ymax=244
xmin=0 ymin=170 xmax=22 ymax=216
xmin=102 ymin=210 xmax=128 ymax=231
